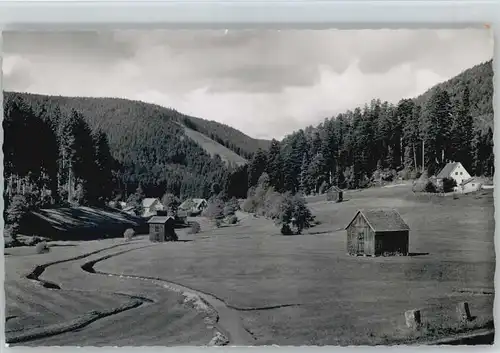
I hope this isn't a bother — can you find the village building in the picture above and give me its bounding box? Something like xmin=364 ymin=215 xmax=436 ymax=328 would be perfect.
xmin=179 ymin=198 xmax=208 ymax=216
xmin=141 ymin=198 xmax=165 ymax=218
xmin=459 ymin=177 xmax=484 ymax=194
xmin=345 ymin=209 xmax=410 ymax=256
xmin=147 ymin=216 xmax=177 ymax=242
xmin=435 ymin=162 xmax=471 ymax=190
xmin=326 ymin=186 xmax=343 ymax=202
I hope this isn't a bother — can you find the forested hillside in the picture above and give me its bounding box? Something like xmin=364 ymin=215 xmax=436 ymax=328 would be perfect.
xmin=415 ymin=60 xmax=494 ymax=131
xmin=3 ymin=93 xmax=233 ymax=207
xmin=2 ymin=59 xmax=494 ymax=227
xmin=243 ymin=59 xmax=494 ymax=195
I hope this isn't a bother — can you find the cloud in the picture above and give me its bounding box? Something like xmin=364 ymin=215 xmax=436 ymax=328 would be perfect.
xmin=2 ymin=29 xmax=493 ymax=139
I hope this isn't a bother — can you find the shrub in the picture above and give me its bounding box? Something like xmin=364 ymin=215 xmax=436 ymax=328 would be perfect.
xmin=318 ymin=181 xmax=329 ymax=194
xmin=35 ymin=241 xmax=50 ymax=254
xmin=424 ymin=180 xmax=437 ymax=193
xmin=203 ymin=198 xmax=225 ymax=221
xmin=188 ymin=221 xmax=201 ymax=234
xmin=26 ymin=236 xmax=44 ymax=246
xmin=149 ymin=232 xmax=160 ymax=242
xmin=161 ymin=192 xmax=180 ymax=216
xmin=273 ymin=192 xmax=313 ymax=235
xmin=227 ymin=215 xmax=238 ymax=224
xmin=124 ymin=228 xmax=135 ymax=241
xmin=223 ymin=197 xmax=240 ymax=217
xmin=442 ymin=177 xmax=457 ymax=193
xmin=242 ymin=197 xmax=258 ymax=213
xmin=6 ymin=194 xmax=30 ymax=240
xmin=280 ymin=224 xmax=293 ymax=235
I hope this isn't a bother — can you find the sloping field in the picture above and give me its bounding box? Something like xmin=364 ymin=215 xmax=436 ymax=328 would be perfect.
xmin=96 ymin=185 xmax=495 ymax=345
xmin=182 ymin=125 xmax=248 ymax=166
xmin=23 ymin=206 xmax=146 ymax=240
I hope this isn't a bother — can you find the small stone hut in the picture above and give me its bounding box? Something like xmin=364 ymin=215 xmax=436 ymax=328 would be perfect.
xmin=147 ymin=216 xmax=177 ymax=242
xmin=345 ymin=209 xmax=410 ymax=256
xmin=326 ymin=186 xmax=343 ymax=202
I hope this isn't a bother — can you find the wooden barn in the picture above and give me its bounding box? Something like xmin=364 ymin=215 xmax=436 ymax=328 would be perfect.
xmin=147 ymin=216 xmax=177 ymax=242
xmin=345 ymin=209 xmax=410 ymax=256
xmin=326 ymin=186 xmax=343 ymax=202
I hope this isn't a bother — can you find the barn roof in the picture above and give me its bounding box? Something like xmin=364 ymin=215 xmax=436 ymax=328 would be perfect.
xmin=147 ymin=216 xmax=175 ymax=224
xmin=192 ymin=198 xmax=207 ymax=206
xmin=436 ymin=162 xmax=461 ymax=179
xmin=345 ymin=209 xmax=410 ymax=232
xmin=180 ymin=198 xmax=206 ymax=209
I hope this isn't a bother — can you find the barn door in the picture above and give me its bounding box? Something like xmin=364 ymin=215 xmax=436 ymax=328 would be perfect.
xmin=357 ymin=231 xmax=365 ymax=254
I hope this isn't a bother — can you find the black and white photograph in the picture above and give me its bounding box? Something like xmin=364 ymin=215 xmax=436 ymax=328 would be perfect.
xmin=2 ymin=28 xmax=495 ymax=346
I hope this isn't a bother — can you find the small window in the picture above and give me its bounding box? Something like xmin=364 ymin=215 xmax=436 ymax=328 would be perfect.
xmin=472 ymin=184 xmax=475 ymax=187
xmin=455 ymin=172 xmax=458 ymax=175
xmin=460 ymin=172 xmax=463 ymax=175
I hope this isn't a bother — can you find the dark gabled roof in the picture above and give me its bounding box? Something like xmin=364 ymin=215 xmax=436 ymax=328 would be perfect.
xmin=436 ymin=162 xmax=460 ymax=179
xmin=147 ymin=216 xmax=175 ymax=224
xmin=345 ymin=209 xmax=410 ymax=232
xmin=327 ymin=186 xmax=342 ymax=193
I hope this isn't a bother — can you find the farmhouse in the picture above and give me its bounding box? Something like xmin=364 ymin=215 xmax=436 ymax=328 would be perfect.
xmin=345 ymin=209 xmax=410 ymax=256
xmin=179 ymin=198 xmax=208 ymax=216
xmin=459 ymin=177 xmax=484 ymax=194
xmin=326 ymin=186 xmax=343 ymax=202
xmin=142 ymin=198 xmax=165 ymax=218
xmin=435 ymin=162 xmax=471 ymax=189
xmin=147 ymin=216 xmax=177 ymax=242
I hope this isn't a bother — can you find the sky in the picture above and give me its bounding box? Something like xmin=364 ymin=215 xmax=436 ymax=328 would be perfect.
xmin=2 ymin=29 xmax=493 ymax=140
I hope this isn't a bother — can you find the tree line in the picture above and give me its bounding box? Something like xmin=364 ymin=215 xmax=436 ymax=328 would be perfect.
xmin=241 ymin=84 xmax=493 ymax=196
xmin=3 ymin=59 xmax=494 ymax=228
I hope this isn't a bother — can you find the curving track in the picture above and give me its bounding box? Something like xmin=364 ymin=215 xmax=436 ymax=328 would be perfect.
xmin=8 ymin=240 xmax=263 ymax=346
xmin=8 ymin=241 xmax=213 ymax=346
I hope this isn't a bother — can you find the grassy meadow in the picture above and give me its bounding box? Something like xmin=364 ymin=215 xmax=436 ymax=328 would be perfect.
xmin=97 ymin=184 xmax=495 ymax=345
xmin=4 ymin=183 xmax=495 ymax=345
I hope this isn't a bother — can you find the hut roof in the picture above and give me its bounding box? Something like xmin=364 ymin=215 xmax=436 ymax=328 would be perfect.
xmin=345 ymin=209 xmax=410 ymax=232
xmin=436 ymin=162 xmax=461 ymax=179
xmin=179 ymin=198 xmax=207 ymax=209
xmin=147 ymin=216 xmax=175 ymax=224
xmin=327 ymin=186 xmax=342 ymax=193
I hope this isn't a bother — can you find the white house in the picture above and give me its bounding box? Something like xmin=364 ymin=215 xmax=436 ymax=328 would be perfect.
xmin=459 ymin=177 xmax=483 ymax=194
xmin=141 ymin=198 xmax=165 ymax=218
xmin=179 ymin=198 xmax=208 ymax=215
xmin=435 ymin=162 xmax=471 ymax=189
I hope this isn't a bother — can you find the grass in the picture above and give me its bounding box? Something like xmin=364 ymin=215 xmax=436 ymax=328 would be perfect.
xmin=4 ymin=238 xmax=214 ymax=346
xmin=5 ymin=185 xmax=494 ymax=345
xmin=96 ymin=185 xmax=494 ymax=345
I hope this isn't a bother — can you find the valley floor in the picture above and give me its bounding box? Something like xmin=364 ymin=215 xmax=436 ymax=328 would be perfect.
xmin=4 ymin=185 xmax=495 ymax=346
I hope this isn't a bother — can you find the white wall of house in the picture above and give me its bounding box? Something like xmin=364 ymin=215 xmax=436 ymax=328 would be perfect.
xmin=142 ymin=199 xmax=165 ymax=218
xmin=461 ymin=181 xmax=483 ymax=194
xmin=448 ymin=163 xmax=471 ymax=186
